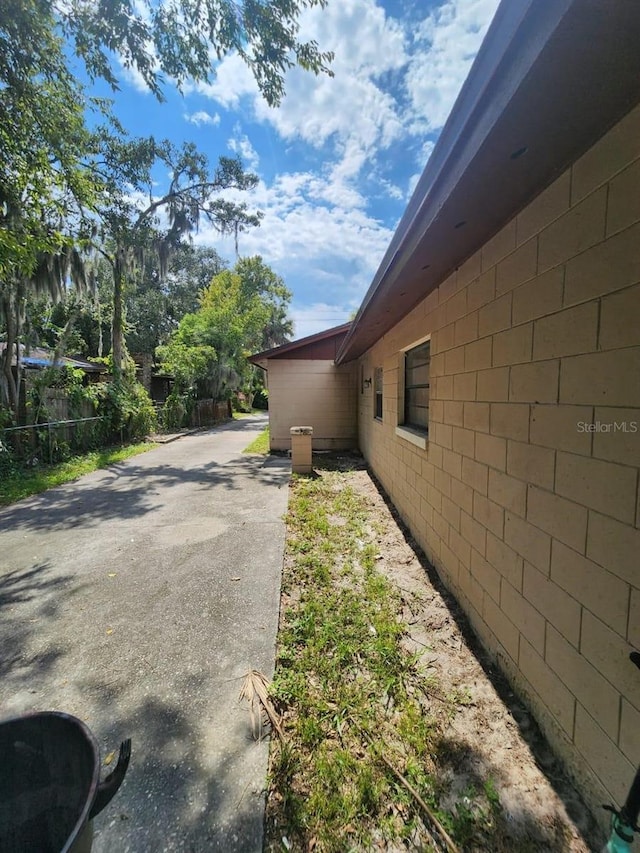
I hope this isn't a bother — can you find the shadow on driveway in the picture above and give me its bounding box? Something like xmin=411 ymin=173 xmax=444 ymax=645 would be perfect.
xmin=0 ymin=418 xmax=287 ymax=852
xmin=0 ymin=455 xmax=285 ymax=534
xmin=0 ymin=562 xmax=85 ymax=688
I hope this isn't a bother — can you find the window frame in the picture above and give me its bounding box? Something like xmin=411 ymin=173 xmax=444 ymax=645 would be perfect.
xmin=396 ymin=335 xmax=430 ymax=449
xmin=374 ymin=366 xmax=383 ymax=421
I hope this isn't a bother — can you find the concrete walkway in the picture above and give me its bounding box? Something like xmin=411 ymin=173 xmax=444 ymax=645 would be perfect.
xmin=0 ymin=414 xmax=289 ymax=852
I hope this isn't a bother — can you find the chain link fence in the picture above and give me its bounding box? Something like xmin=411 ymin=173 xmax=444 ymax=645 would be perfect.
xmin=1 ymin=417 xmax=104 ymax=465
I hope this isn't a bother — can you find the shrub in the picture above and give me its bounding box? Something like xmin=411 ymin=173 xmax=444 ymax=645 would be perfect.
xmin=0 ymin=437 xmax=17 ymax=477
xmin=253 ymin=387 xmax=269 ymax=410
xmin=162 ymin=392 xmax=191 ymax=430
xmin=97 ymin=380 xmax=157 ymax=442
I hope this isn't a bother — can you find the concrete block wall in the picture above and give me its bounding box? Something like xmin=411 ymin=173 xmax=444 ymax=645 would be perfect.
xmin=357 ymin=103 xmax=640 ymax=811
xmin=268 ymin=359 xmax=357 ymax=451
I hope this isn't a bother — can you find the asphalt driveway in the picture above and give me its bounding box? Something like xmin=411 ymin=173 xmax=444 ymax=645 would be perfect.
xmin=0 ymin=414 xmax=290 ymax=852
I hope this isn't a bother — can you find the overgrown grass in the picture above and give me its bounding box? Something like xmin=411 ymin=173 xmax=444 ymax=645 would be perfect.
xmin=243 ymin=426 xmax=270 ymax=454
xmin=265 ymin=470 xmax=505 ymax=852
xmin=0 ymin=442 xmax=158 ymax=506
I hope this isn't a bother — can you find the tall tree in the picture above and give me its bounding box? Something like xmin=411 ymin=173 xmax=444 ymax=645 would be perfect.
xmin=126 ymin=245 xmax=228 ymax=354
xmin=156 ymin=258 xmax=292 ymax=403
xmin=0 ymin=0 xmax=333 ymax=414
xmin=235 ymin=255 xmax=293 ymax=349
xmin=92 ymin=133 xmax=261 ymax=376
xmin=0 ymin=0 xmax=101 ymax=414
xmin=157 ymin=270 xmax=269 ymax=401
xmin=0 ymin=242 xmax=94 ymax=413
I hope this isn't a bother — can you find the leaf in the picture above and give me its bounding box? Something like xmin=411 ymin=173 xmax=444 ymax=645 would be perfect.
xmin=106 ymin=628 xmax=113 ymax=635
xmin=239 ymin=670 xmax=283 ymax=740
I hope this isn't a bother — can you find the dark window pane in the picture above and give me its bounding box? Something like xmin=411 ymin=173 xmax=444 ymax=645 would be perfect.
xmin=404 ymin=341 xmax=430 ymax=432
xmin=374 ymin=367 xmax=383 ymax=420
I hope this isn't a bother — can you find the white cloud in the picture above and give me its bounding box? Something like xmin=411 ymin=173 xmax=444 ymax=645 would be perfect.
xmin=184 ymin=110 xmax=220 ymax=127
xmin=183 ymin=0 xmax=499 ymax=323
xmin=196 ymin=0 xmax=407 ymax=174
xmin=228 ymin=132 xmax=260 ymax=171
xmin=189 ymin=52 xmax=259 ymax=107
xmin=118 ymin=61 xmax=154 ymax=95
xmin=405 ymin=0 xmax=500 ymax=132
xmin=188 ymin=0 xmax=498 ymax=221
xmin=193 ymin=168 xmax=395 ymax=307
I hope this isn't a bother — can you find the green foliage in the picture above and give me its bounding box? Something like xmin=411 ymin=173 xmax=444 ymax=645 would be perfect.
xmin=156 ymin=257 xmax=292 ymax=403
xmin=0 ymin=436 xmax=18 ymax=478
xmin=234 ymin=255 xmax=293 ymax=349
xmin=51 ymin=0 xmax=334 ymax=106
xmin=97 ymin=380 xmax=157 ymax=442
xmin=25 ymin=295 xmax=91 ymax=356
xmin=1 ymin=0 xmax=330 ymax=411
xmin=92 ymin=132 xmax=263 ymax=375
xmin=125 ymin=246 xmax=228 ymax=355
xmin=0 ymin=0 xmax=101 ymax=415
xmin=0 ymin=441 xmax=157 ymax=507
xmin=157 ymin=337 xmax=219 ymax=393
xmin=161 ymin=391 xmax=192 ymax=431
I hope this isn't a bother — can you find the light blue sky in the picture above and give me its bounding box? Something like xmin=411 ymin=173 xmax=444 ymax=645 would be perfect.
xmin=86 ymin=0 xmax=500 ymax=338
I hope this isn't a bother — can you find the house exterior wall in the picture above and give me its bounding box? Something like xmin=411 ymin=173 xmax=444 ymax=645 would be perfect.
xmin=357 ymin=103 xmax=640 ymax=812
xmin=267 ymin=359 xmax=357 ymax=451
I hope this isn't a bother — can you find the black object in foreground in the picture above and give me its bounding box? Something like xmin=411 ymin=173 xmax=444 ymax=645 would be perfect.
xmin=0 ymin=711 xmax=131 ymax=852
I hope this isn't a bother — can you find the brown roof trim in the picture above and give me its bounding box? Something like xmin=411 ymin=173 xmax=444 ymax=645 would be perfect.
xmin=336 ymin=0 xmax=640 ymax=364
xmin=249 ymin=323 xmax=352 ymax=364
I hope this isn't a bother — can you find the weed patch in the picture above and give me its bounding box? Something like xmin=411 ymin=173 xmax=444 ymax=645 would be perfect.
xmin=243 ymin=426 xmax=270 ymax=454
xmin=265 ymin=470 xmax=503 ymax=852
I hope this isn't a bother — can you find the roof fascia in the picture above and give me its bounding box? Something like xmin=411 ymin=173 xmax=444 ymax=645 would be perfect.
xmin=249 ymin=323 xmax=351 ymax=364
xmin=336 ymin=0 xmax=574 ymax=364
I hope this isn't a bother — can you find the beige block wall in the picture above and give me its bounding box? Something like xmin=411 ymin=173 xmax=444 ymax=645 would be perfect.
xmin=357 ymin=103 xmax=640 ymax=814
xmin=267 ymin=359 xmax=357 ymax=451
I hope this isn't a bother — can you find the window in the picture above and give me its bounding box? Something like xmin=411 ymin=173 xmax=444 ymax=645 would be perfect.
xmin=404 ymin=340 xmax=430 ymax=432
xmin=374 ymin=367 xmax=383 ymax=419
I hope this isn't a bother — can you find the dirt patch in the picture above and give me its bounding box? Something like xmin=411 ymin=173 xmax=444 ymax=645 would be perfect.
xmin=331 ymin=455 xmax=601 ymax=851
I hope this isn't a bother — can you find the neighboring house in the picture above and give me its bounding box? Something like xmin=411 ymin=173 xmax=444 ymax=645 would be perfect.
xmin=0 ymin=343 xmax=107 ymax=422
xmin=250 ymin=323 xmax=357 ymax=451
xmin=131 ymin=353 xmax=173 ymax=402
xmin=0 ymin=343 xmax=107 ymax=383
xmin=252 ymin=0 xmax=640 ymax=822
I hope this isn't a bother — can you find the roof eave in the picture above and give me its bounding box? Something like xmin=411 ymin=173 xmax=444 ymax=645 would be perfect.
xmin=249 ymin=322 xmax=352 ymax=365
xmin=336 ymin=0 xmax=640 ymax=364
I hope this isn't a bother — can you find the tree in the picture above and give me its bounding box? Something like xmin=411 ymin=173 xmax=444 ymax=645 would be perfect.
xmin=0 ymin=0 xmax=332 ymax=416
xmin=126 ymin=245 xmax=227 ymax=354
xmin=0 ymin=1 xmax=101 ymax=415
xmin=0 ymin=242 xmax=94 ymax=413
xmin=92 ymin=133 xmax=261 ymax=376
xmin=0 ymin=0 xmax=333 ymax=278
xmin=156 ymin=257 xmax=292 ymax=406
xmin=235 ymin=255 xmax=293 ymax=350
xmin=158 ymin=269 xmax=270 ymax=401
xmin=53 ymin=0 xmax=334 ymax=106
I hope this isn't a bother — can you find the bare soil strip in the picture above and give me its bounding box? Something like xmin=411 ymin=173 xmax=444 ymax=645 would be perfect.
xmin=264 ymin=455 xmax=602 ymax=852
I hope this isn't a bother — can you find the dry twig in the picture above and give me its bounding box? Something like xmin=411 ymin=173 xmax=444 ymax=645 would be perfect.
xmin=349 ymin=717 xmax=461 ymax=853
